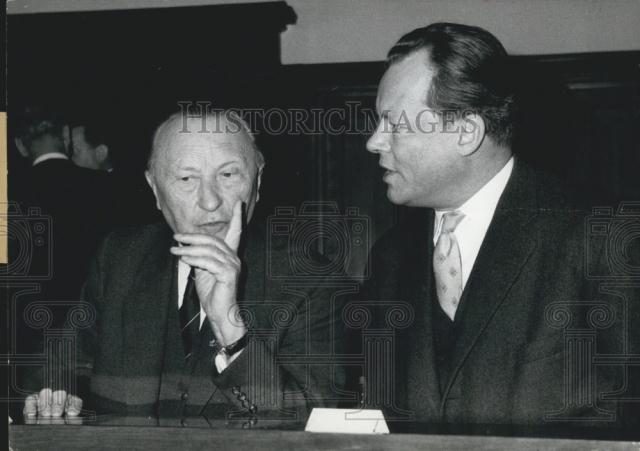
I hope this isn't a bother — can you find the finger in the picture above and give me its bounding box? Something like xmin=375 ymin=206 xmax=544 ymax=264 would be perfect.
xmin=173 ymin=234 xmax=236 ymax=256
xmin=225 ymin=201 xmax=243 ymax=252
xmin=37 ymin=388 xmax=53 ymax=417
xmin=179 ymin=255 xmax=236 ymax=277
xmin=23 ymin=393 xmax=38 ymax=418
xmin=65 ymin=394 xmax=83 ymax=417
xmin=171 ymin=244 xmax=235 ymax=262
xmin=66 ymin=415 xmax=83 ymax=425
xmin=174 ymin=233 xmax=221 ymax=247
xmin=51 ymin=390 xmax=67 ymax=417
xmin=37 ymin=416 xmax=65 ymax=425
xmin=24 ymin=416 xmax=38 ymax=425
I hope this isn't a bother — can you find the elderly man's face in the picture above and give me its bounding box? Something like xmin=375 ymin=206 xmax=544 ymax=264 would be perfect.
xmin=366 ymin=49 xmax=462 ymax=209
xmin=146 ymin=118 xmax=262 ymax=238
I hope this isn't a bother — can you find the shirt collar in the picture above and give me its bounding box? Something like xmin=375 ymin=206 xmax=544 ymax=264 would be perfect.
xmin=32 ymin=152 xmax=69 ymax=166
xmin=435 ymin=156 xmax=514 ymax=235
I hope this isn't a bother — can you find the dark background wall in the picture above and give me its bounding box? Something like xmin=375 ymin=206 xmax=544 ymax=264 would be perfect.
xmin=7 ymin=1 xmax=640 ymax=278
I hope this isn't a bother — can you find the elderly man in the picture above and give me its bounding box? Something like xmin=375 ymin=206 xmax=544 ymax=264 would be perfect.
xmin=24 ymin=110 xmax=345 ymax=426
xmin=362 ymin=23 xmax=638 ymax=430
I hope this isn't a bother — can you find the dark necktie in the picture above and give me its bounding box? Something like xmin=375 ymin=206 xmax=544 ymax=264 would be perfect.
xmin=179 ymin=267 xmax=200 ymax=359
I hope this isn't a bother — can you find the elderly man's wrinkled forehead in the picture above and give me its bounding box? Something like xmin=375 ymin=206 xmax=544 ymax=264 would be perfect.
xmin=150 ymin=114 xmax=257 ymax=172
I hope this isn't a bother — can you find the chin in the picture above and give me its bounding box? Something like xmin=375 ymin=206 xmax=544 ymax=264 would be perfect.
xmin=387 ymin=189 xmax=427 ymax=208
xmin=386 ymin=186 xmax=405 ymax=205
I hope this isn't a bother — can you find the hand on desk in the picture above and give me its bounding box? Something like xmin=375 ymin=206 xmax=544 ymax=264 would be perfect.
xmin=23 ymin=388 xmax=82 ymax=419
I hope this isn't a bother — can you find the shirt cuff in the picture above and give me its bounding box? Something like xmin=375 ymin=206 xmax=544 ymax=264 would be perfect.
xmin=214 ymin=348 xmax=243 ymax=373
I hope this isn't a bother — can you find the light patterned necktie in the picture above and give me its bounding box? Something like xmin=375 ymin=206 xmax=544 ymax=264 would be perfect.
xmin=433 ymin=211 xmax=465 ymax=321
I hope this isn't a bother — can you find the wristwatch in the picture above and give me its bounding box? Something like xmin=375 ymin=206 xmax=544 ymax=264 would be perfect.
xmin=209 ymin=332 xmax=249 ymax=357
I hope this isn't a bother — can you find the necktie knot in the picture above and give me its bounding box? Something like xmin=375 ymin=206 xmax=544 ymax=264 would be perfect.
xmin=441 ymin=210 xmax=465 ymax=234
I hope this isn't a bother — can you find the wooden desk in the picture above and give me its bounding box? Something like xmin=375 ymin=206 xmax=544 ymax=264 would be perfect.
xmin=9 ymin=424 xmax=639 ymax=450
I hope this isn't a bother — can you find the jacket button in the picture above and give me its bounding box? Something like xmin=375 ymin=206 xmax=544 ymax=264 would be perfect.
xmin=181 ymin=392 xmax=189 ymax=401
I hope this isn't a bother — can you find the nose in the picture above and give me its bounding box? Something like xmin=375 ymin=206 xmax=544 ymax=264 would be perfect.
xmin=198 ymin=181 xmax=223 ymax=212
xmin=366 ymin=120 xmax=391 ymax=154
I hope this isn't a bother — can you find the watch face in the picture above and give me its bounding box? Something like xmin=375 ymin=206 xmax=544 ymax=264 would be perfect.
xmin=225 ymin=332 xmax=249 ymax=356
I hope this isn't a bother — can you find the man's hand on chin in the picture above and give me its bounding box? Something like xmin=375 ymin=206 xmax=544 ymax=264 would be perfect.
xmin=171 ymin=200 xmax=247 ymax=346
xmin=23 ymin=388 xmax=83 ymax=419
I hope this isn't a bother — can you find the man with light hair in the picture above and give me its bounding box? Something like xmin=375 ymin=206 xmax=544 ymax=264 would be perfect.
xmin=363 ymin=22 xmax=638 ymax=430
xmin=25 ymin=109 xmax=345 ymax=426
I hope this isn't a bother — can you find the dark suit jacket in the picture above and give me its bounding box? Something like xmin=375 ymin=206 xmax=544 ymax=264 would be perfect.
xmin=73 ymin=219 xmax=346 ymax=426
xmin=11 ymin=158 xmax=113 ymax=386
xmin=22 ymin=158 xmax=113 ymax=300
xmin=361 ymin=159 xmax=639 ymax=432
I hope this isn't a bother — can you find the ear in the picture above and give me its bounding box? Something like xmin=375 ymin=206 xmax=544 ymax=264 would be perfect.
xmin=62 ymin=125 xmax=71 ymax=151
xmin=456 ymin=113 xmax=485 ymax=157
xmin=255 ymin=165 xmax=264 ymax=203
xmin=95 ymin=144 xmax=109 ymax=163
xmin=14 ymin=138 xmax=29 ymax=158
xmin=144 ymin=170 xmax=162 ymax=210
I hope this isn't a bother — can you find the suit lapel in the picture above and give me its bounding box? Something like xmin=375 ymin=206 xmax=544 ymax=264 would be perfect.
xmin=124 ymin=226 xmax=177 ymax=399
xmin=401 ymin=209 xmax=442 ymax=418
xmin=440 ymin=160 xmax=540 ymax=404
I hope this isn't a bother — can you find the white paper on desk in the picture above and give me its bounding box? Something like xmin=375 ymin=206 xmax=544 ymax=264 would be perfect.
xmin=304 ymin=408 xmax=390 ymax=434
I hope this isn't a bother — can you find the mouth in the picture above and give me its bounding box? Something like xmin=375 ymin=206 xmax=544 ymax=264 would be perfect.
xmin=197 ymin=221 xmax=228 ymax=236
xmin=381 ymin=168 xmax=397 ymax=182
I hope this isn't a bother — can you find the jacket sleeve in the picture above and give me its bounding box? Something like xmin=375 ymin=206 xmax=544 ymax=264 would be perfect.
xmin=209 ymin=282 xmax=348 ymax=424
xmin=70 ymin=232 xmax=112 ymax=402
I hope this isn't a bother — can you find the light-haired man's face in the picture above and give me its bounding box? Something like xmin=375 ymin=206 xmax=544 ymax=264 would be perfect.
xmin=366 ymin=50 xmax=463 ymax=209
xmin=145 ymin=117 xmax=262 ymax=238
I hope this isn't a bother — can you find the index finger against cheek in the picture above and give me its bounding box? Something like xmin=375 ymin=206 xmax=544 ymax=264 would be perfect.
xmin=224 ymin=200 xmax=243 ymax=251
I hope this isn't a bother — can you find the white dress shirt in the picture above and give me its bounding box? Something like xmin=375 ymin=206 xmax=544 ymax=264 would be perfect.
xmin=177 ymin=259 xmax=242 ymax=372
xmin=433 ymin=157 xmax=514 ymax=290
xmin=32 ymin=152 xmax=68 ymax=166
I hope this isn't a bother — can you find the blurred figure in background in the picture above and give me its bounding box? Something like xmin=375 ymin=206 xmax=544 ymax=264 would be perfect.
xmin=70 ymin=123 xmax=114 ymax=172
xmin=13 ymin=105 xmax=111 ymax=302
xmin=10 ymin=105 xmax=113 ymax=414
xmin=69 ymin=109 xmax=160 ymax=226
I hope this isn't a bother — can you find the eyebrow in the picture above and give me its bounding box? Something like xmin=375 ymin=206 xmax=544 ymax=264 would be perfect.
xmin=173 ymin=159 xmax=246 ymax=174
xmin=176 ymin=165 xmax=200 ymax=172
xmin=218 ymin=159 xmax=243 ymax=167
